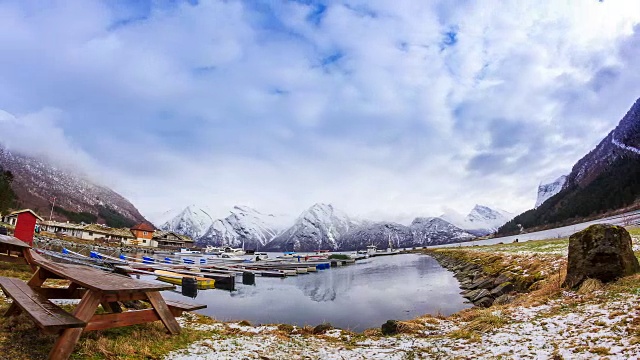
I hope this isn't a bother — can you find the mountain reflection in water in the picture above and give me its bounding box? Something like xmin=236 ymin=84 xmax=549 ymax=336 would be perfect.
xmin=161 ymin=254 xmax=471 ymax=331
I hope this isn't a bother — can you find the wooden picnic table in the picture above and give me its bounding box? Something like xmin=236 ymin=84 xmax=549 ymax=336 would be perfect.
xmin=0 ymin=236 xmax=206 ymax=360
xmin=0 ymin=234 xmax=37 ymax=270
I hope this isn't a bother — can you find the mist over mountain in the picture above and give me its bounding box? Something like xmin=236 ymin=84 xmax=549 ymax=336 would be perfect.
xmin=0 ymin=145 xmax=147 ymax=227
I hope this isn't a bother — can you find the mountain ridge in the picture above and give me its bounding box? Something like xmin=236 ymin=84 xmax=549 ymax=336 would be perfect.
xmin=0 ymin=145 xmax=147 ymax=226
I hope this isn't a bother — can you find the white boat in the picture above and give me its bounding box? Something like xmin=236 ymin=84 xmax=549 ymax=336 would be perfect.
xmin=173 ymin=248 xmax=202 ymax=256
xmin=204 ymin=246 xmax=224 ymax=254
xmin=223 ymin=246 xmax=246 ymax=256
xmin=254 ymin=252 xmax=269 ymax=260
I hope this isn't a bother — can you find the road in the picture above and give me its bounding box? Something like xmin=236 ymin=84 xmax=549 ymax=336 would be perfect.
xmin=433 ymin=209 xmax=640 ymax=248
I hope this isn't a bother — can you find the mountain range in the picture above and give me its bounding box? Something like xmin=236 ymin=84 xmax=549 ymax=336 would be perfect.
xmin=500 ymin=97 xmax=640 ymax=234
xmin=158 ymin=203 xmax=512 ymax=251
xmin=0 ymin=146 xmax=146 ymax=227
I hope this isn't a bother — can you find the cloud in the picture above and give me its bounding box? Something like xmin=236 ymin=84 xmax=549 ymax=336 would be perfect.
xmin=1 ymin=0 xmax=640 ymax=223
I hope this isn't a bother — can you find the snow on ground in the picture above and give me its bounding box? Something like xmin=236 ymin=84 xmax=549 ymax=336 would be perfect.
xmin=166 ymin=291 xmax=640 ymax=360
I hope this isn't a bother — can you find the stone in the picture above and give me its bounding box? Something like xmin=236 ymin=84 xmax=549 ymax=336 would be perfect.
xmin=470 ymin=289 xmax=491 ymax=302
xmin=563 ymin=224 xmax=640 ymax=288
xmin=493 ymin=294 xmax=515 ymax=305
xmin=381 ymin=320 xmax=399 ymax=336
xmin=475 ymin=296 xmax=494 ymax=307
xmin=492 ymin=273 xmax=511 ymax=287
xmin=490 ymin=282 xmax=515 ymax=297
xmin=313 ymin=323 xmax=333 ymax=334
xmin=469 ymin=276 xmax=495 ymax=290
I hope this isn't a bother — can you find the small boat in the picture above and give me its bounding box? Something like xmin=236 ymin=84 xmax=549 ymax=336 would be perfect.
xmin=277 ymin=251 xmax=297 ymax=259
xmin=254 ymin=252 xmax=269 ymax=260
xmin=204 ymin=246 xmax=224 ymax=255
xmin=223 ymin=246 xmax=246 ymax=256
xmin=173 ymin=248 xmax=202 ymax=256
xmin=154 ymin=270 xmax=215 ymax=288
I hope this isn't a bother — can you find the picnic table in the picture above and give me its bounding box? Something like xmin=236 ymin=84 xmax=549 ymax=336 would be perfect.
xmin=0 ymin=236 xmax=206 ymax=360
xmin=0 ymin=234 xmax=37 ymax=270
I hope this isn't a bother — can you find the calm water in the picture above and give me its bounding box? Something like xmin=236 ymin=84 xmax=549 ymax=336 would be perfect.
xmin=160 ymin=254 xmax=471 ymax=331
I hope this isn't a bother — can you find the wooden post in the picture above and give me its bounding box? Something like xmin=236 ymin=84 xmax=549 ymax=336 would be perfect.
xmin=48 ymin=291 xmax=101 ymax=360
xmin=146 ymin=291 xmax=181 ymax=335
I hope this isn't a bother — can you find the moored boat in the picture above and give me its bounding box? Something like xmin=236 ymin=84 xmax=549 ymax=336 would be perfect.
xmin=154 ymin=269 xmax=215 ymax=288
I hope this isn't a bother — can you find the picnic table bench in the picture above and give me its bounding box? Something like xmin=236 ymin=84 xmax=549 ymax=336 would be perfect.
xmin=0 ymin=236 xmax=206 ymax=360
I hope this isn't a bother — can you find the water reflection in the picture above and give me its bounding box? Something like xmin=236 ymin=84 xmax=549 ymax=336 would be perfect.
xmin=161 ymin=254 xmax=471 ymax=331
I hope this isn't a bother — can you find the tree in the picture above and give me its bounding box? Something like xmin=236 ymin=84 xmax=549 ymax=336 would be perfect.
xmin=0 ymin=165 xmax=17 ymax=215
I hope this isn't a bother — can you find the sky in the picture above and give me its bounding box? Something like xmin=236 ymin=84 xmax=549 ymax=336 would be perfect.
xmin=1 ymin=0 xmax=640 ymax=224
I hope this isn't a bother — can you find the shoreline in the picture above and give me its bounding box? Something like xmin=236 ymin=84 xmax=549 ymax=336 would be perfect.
xmin=0 ymin=232 xmax=639 ymax=358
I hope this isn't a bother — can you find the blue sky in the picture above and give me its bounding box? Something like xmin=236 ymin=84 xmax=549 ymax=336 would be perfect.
xmin=1 ymin=0 xmax=640 ymax=222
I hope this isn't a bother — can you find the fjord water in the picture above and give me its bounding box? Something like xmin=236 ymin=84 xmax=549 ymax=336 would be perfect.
xmin=161 ymin=254 xmax=471 ymax=332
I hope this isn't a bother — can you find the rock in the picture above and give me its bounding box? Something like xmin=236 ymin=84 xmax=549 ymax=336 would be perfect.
xmin=381 ymin=320 xmax=399 ymax=336
xmin=563 ymin=224 xmax=640 ymax=288
xmin=475 ymin=296 xmax=494 ymax=307
xmin=469 ymin=276 xmax=495 ymax=290
xmin=313 ymin=323 xmax=333 ymax=334
xmin=493 ymin=294 xmax=515 ymax=305
xmin=490 ymin=282 xmax=514 ymax=297
xmin=470 ymin=289 xmax=491 ymax=302
xmin=492 ymin=273 xmax=511 ymax=287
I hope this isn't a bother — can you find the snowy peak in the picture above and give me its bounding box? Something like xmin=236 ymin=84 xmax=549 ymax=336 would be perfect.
xmin=441 ymin=205 xmax=513 ymax=236
xmin=566 ymin=97 xmax=640 ymax=188
xmin=535 ymin=175 xmax=567 ymax=208
xmin=159 ymin=204 xmax=214 ymax=240
xmin=200 ymin=205 xmax=286 ymax=249
xmin=410 ymin=217 xmax=475 ymax=245
xmin=265 ymin=203 xmax=357 ymax=251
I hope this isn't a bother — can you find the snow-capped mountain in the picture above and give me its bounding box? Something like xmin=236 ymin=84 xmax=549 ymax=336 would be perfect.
xmin=199 ymin=206 xmax=287 ymax=249
xmin=535 ymin=175 xmax=567 ymax=208
xmin=409 ymin=217 xmax=475 ymax=245
xmin=264 ymin=203 xmax=359 ymax=252
xmin=338 ymin=222 xmax=412 ymax=251
xmin=566 ymin=97 xmax=640 ymax=188
xmin=0 ymin=145 xmax=147 ymax=225
xmin=442 ymin=205 xmax=513 ymax=236
xmin=159 ymin=205 xmax=214 ymax=240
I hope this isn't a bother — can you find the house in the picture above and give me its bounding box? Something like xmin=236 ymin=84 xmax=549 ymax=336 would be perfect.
xmin=151 ymin=230 xmax=194 ymax=249
xmin=128 ymin=222 xmax=156 ymax=247
xmin=39 ymin=220 xmax=85 ymax=238
xmin=2 ymin=209 xmax=43 ymax=245
xmin=80 ymin=224 xmax=135 ymax=242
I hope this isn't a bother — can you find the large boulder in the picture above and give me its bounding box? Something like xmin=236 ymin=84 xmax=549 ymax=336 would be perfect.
xmin=563 ymin=224 xmax=640 ymax=288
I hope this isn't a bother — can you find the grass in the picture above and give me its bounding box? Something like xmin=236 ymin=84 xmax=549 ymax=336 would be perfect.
xmin=0 ymin=261 xmax=218 ymax=360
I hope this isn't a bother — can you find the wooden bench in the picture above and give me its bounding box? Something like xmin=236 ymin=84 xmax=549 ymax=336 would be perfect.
xmin=164 ymin=299 xmax=207 ymax=317
xmin=0 ymin=277 xmax=85 ymax=334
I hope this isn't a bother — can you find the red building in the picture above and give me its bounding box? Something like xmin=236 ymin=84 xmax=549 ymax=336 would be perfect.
xmin=130 ymin=222 xmax=155 ymax=246
xmin=3 ymin=209 xmax=43 ymax=245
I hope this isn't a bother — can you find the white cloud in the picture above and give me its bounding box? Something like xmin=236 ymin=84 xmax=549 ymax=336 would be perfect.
xmin=1 ymin=0 xmax=640 ymax=223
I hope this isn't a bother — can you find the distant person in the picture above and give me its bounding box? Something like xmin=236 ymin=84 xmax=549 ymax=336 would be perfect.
xmin=514 ymin=238 xmax=519 ymax=243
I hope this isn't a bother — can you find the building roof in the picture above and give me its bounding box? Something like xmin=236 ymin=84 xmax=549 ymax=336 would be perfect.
xmin=40 ymin=220 xmax=85 ymax=230
xmin=6 ymin=209 xmax=44 ymax=221
xmin=131 ymin=222 xmax=155 ymax=232
xmin=83 ymin=224 xmax=135 ymax=238
xmin=152 ymin=230 xmax=194 ymax=243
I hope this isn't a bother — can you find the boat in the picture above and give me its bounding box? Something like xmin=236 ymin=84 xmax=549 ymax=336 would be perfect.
xmin=277 ymin=251 xmax=297 ymax=259
xmin=173 ymin=248 xmax=202 ymax=256
xmin=154 ymin=270 xmax=215 ymax=288
xmin=223 ymin=246 xmax=246 ymax=256
xmin=254 ymin=252 xmax=269 ymax=260
xmin=204 ymin=246 xmax=224 ymax=255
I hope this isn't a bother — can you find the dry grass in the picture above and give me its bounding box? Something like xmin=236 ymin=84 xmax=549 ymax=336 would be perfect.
xmin=0 ymin=301 xmax=218 ymax=360
xmin=576 ymin=278 xmax=604 ymax=295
